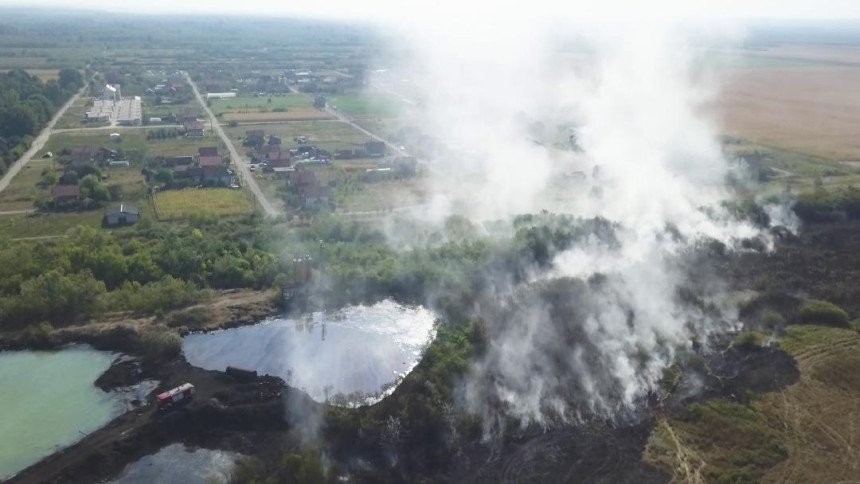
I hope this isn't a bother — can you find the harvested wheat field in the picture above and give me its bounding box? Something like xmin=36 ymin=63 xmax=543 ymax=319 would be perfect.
xmin=719 ymin=61 xmax=860 ymax=161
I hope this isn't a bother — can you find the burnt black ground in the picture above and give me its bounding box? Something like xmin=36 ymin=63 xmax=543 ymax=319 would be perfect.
xmin=14 ymin=221 xmax=860 ymax=484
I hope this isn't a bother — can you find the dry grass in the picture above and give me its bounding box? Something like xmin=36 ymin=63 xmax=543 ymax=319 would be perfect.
xmin=645 ymin=325 xmax=860 ymax=483
xmin=222 ymin=108 xmax=334 ymax=122
xmin=153 ymin=188 xmax=251 ymax=220
xmin=719 ymin=63 xmax=860 ymax=161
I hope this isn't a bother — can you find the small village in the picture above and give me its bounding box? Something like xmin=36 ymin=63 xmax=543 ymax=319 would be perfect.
xmin=1 ymin=64 xmax=425 ymax=234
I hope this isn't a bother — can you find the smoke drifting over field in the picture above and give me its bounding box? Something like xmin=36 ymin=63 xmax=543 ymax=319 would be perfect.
xmin=384 ymin=15 xmax=781 ymax=428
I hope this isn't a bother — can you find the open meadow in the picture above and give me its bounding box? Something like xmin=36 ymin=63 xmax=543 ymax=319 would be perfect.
xmin=153 ymin=188 xmax=252 ymax=220
xmin=0 ymin=212 xmax=103 ymax=239
xmin=327 ymin=92 xmax=402 ymax=117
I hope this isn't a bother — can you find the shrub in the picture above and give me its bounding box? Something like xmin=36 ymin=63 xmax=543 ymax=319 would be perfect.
xmin=851 ymin=319 xmax=860 ymax=333
xmin=798 ymin=299 xmax=849 ymax=327
xmin=734 ymin=331 xmax=765 ymax=349
xmin=21 ymin=321 xmax=53 ymax=348
xmin=137 ymin=327 xmax=181 ymax=363
xmin=760 ymin=309 xmax=786 ymax=327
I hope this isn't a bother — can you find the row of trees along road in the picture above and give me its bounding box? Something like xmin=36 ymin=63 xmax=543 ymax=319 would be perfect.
xmin=0 ymin=68 xmax=85 ymax=175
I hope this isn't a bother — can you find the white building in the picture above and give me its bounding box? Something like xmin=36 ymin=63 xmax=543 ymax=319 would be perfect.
xmin=102 ymin=84 xmax=120 ymax=102
xmin=206 ymin=92 xmax=237 ymax=99
xmin=115 ymin=97 xmax=142 ymax=125
xmin=86 ymin=100 xmax=114 ymax=123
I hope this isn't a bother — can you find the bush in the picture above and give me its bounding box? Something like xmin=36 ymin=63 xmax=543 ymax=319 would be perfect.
xmin=851 ymin=319 xmax=860 ymax=333
xmin=21 ymin=321 xmax=53 ymax=348
xmin=137 ymin=327 xmax=181 ymax=363
xmin=227 ymin=120 xmax=238 ymax=127
xmin=734 ymin=331 xmax=765 ymax=349
xmin=760 ymin=309 xmax=786 ymax=327
xmin=798 ymin=299 xmax=849 ymax=327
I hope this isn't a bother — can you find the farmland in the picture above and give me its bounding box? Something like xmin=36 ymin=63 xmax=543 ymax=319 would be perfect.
xmin=221 ymin=108 xmax=334 ymax=122
xmin=327 ymin=92 xmax=402 ymax=117
xmin=210 ymin=94 xmax=315 ymax=114
xmin=719 ymin=47 xmax=860 ymax=161
xmin=153 ymin=188 xmax=252 ymax=219
xmin=39 ymin=129 xmax=222 ymax=160
xmin=225 ymin=120 xmax=379 ymax=154
xmin=0 ymin=68 xmax=59 ymax=81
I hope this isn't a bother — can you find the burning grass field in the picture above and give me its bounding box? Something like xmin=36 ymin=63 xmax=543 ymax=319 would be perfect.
xmin=153 ymin=188 xmax=252 ymax=220
xmin=719 ymin=48 xmax=860 ymax=161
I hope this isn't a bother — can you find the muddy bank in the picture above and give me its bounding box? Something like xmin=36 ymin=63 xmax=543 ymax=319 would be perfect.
xmin=0 ymin=289 xmax=282 ymax=354
xmin=9 ymin=357 xmax=315 ymax=484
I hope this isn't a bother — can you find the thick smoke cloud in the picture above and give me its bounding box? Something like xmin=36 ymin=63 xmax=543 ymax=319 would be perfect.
xmin=381 ymin=15 xmax=775 ymax=428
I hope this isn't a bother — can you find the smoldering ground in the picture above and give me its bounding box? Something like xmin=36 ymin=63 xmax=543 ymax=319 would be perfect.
xmin=370 ymin=12 xmax=792 ymax=432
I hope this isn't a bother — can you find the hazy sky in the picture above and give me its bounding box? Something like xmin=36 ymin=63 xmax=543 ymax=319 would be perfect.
xmin=3 ymin=0 xmax=860 ymax=21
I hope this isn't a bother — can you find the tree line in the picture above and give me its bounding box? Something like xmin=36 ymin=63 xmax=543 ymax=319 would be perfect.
xmin=0 ymin=68 xmax=85 ymax=175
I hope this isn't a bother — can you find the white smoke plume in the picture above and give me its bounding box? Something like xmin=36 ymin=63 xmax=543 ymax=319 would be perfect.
xmin=376 ymin=12 xmax=772 ymax=428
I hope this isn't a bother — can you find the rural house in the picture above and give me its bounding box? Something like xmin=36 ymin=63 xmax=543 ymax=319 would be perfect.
xmin=198 ymin=155 xmax=221 ymax=167
xmin=202 ymin=166 xmax=232 ymax=186
xmin=198 ymin=147 xmax=218 ymax=157
xmin=51 ymin=184 xmax=80 ymax=206
xmin=245 ymin=130 xmax=266 ymax=146
xmin=286 ymin=169 xmax=319 ymax=189
xmin=300 ymin=185 xmax=331 ymax=207
xmin=67 ymin=146 xmax=98 ymax=164
xmin=184 ymin=119 xmax=204 ymax=138
xmin=103 ymin=204 xmax=139 ymax=226
xmin=165 ymin=155 xmax=194 ymax=167
xmin=365 ymin=141 xmax=387 ymax=157
xmin=269 ymin=135 xmax=282 ymax=145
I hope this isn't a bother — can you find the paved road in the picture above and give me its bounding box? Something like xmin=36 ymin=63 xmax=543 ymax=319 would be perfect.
xmin=0 ymin=83 xmax=88 ymax=195
xmin=185 ymin=73 xmax=278 ymax=217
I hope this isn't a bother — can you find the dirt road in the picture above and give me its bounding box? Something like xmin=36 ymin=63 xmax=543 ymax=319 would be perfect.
xmin=0 ymin=83 xmax=88 ymax=195
xmin=185 ymin=73 xmax=278 ymax=217
xmin=51 ymin=124 xmax=181 ymax=134
xmin=324 ymin=104 xmax=408 ymax=156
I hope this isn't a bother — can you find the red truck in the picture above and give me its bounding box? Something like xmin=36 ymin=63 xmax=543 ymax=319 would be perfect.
xmin=156 ymin=383 xmax=195 ymax=410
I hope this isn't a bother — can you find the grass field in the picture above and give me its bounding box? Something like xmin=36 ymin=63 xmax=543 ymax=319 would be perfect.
xmin=210 ymin=94 xmax=315 ymax=115
xmin=224 ymin=121 xmax=376 ymax=154
xmin=335 ymin=178 xmax=429 ymax=212
xmin=54 ymin=98 xmax=91 ymax=129
xmin=144 ymin=102 xmax=200 ymax=120
xmin=0 ymin=159 xmax=52 ymax=211
xmin=222 ymin=108 xmax=334 ymax=122
xmin=153 ymin=188 xmax=251 ymax=219
xmin=0 ymin=212 xmax=102 ymax=239
xmin=646 ymin=324 xmax=860 ymax=483
xmin=327 ymin=93 xmax=402 ymax=117
xmin=39 ymin=129 xmax=222 ymax=159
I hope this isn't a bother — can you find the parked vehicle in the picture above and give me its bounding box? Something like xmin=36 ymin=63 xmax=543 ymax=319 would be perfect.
xmin=156 ymin=383 xmax=195 ymax=410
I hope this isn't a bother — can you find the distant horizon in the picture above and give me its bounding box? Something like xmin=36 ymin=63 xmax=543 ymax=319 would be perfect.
xmin=2 ymin=0 xmax=860 ymax=23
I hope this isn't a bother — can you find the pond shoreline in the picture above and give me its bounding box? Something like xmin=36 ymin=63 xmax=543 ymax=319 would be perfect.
xmin=2 ymin=292 xmax=432 ymax=484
